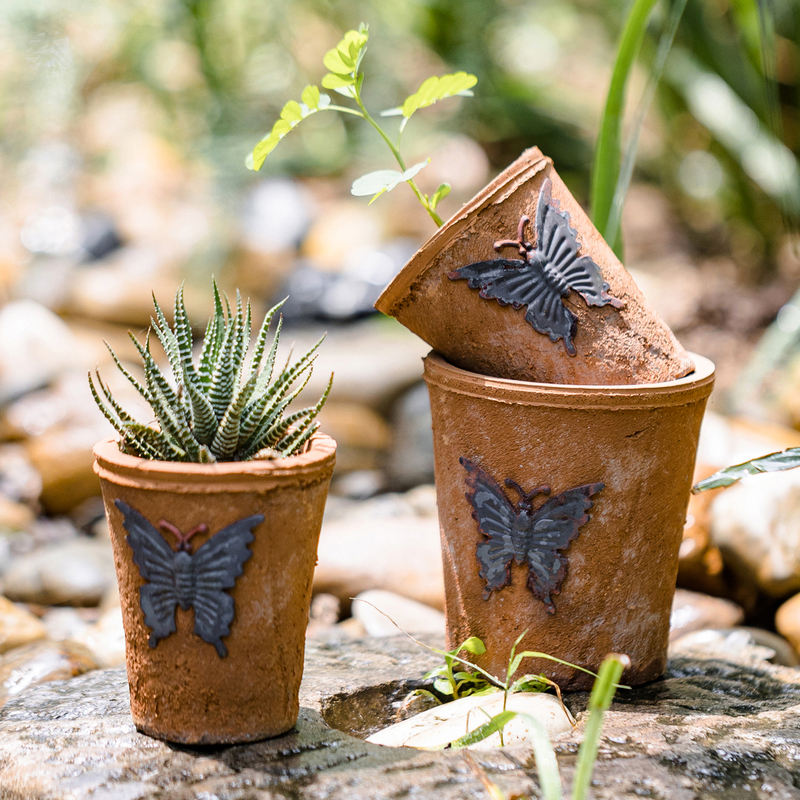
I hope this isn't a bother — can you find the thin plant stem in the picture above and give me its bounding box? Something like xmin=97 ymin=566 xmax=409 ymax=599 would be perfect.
xmin=353 ymin=88 xmax=444 ymax=227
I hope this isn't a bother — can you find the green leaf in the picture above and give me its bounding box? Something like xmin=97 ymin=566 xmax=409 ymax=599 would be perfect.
xmin=301 ymin=85 xmax=320 ymax=110
xmin=280 ymin=100 xmax=303 ymax=123
xmin=510 ymin=673 xmax=548 ymax=694
xmin=248 ymin=91 xmax=329 ymax=170
xmin=458 ymin=636 xmax=486 ymax=655
xmin=323 ymin=48 xmax=353 ymax=74
xmin=693 ymin=448 xmax=800 ymax=492
xmin=400 ymin=72 xmax=478 ymax=121
xmin=449 ymin=710 xmax=516 ymax=750
xmin=321 ymin=72 xmax=354 ymax=90
xmin=430 ymin=183 xmax=451 ymax=210
xmin=351 ymin=161 xmax=429 ymax=202
xmin=433 ymin=677 xmax=455 ymax=696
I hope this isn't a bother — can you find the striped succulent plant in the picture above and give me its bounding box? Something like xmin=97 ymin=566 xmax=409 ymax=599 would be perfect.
xmin=90 ymin=281 xmax=332 ymax=463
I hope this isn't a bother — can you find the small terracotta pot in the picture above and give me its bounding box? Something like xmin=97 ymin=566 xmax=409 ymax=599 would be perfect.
xmin=93 ymin=434 xmax=336 ymax=744
xmin=423 ymin=353 xmax=714 ymax=689
xmin=376 ymin=147 xmax=693 ymax=386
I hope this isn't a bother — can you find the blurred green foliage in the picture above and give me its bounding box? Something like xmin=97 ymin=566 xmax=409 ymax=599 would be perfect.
xmin=0 ymin=0 xmax=797 ymax=270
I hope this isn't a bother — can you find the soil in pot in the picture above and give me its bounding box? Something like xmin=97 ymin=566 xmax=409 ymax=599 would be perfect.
xmin=93 ymin=433 xmax=336 ymax=745
xmin=376 ymin=147 xmax=693 ymax=386
xmin=423 ymin=353 xmax=714 ymax=690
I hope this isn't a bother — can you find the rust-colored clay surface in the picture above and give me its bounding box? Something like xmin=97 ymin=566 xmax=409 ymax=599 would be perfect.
xmin=93 ymin=434 xmax=336 ymax=744
xmin=377 ymin=148 xmax=693 ymax=385
xmin=423 ymin=353 xmax=714 ymax=689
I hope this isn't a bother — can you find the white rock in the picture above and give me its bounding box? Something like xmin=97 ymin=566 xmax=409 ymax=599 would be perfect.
xmin=367 ymin=691 xmax=573 ymax=750
xmin=711 ymin=469 xmax=800 ymax=596
xmin=0 ymin=300 xmax=84 ymax=403
xmin=74 ymin=606 xmax=126 ymax=667
xmin=3 ymin=538 xmax=116 ymax=606
xmin=353 ymin=590 xmax=445 ymax=638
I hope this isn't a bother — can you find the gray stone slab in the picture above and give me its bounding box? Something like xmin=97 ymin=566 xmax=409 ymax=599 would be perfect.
xmin=2 ymin=637 xmax=800 ymax=799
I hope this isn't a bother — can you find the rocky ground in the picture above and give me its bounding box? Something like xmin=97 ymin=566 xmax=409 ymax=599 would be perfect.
xmin=4 ymin=636 xmax=800 ymax=799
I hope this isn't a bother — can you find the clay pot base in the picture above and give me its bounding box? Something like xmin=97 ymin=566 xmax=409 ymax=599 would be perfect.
xmin=377 ymin=147 xmax=693 ymax=386
xmin=94 ymin=434 xmax=336 ymax=745
xmin=423 ymin=353 xmax=714 ymax=690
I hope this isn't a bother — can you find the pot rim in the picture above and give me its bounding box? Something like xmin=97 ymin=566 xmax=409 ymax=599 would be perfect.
xmin=93 ymin=433 xmax=336 ymax=492
xmin=423 ymin=351 xmax=714 ymax=409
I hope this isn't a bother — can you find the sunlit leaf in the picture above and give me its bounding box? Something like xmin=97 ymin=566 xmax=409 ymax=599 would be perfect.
xmin=322 ymin=72 xmax=354 ymax=90
xmin=430 ymin=183 xmax=451 ymax=210
xmin=323 ymin=48 xmax=352 ymax=74
xmin=693 ymin=447 xmax=800 ymax=492
xmin=351 ymin=160 xmax=429 ymax=201
xmin=400 ymin=72 xmax=478 ymax=121
xmin=301 ymin=85 xmax=320 ymax=110
xmin=458 ymin=636 xmax=486 ymax=655
xmin=248 ymin=90 xmax=331 ymax=170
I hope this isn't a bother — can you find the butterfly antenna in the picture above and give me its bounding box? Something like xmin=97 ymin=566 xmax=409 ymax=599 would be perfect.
xmin=493 ymin=215 xmax=532 ymax=257
xmin=158 ymin=520 xmax=209 ymax=552
xmin=504 ymin=478 xmax=550 ymax=511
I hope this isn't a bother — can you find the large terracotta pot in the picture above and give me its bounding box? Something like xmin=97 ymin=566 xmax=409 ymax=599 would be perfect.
xmin=93 ymin=434 xmax=336 ymax=744
xmin=423 ymin=353 xmax=714 ymax=689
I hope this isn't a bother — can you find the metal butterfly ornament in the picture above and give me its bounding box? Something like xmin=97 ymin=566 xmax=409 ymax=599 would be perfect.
xmin=460 ymin=458 xmax=603 ymax=613
xmin=448 ymin=179 xmax=624 ymax=355
xmin=115 ymin=500 xmax=263 ymax=657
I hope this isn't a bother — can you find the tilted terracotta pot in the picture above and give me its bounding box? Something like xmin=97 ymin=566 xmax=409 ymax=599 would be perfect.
xmin=93 ymin=434 xmax=336 ymax=744
xmin=376 ymin=147 xmax=693 ymax=386
xmin=423 ymin=353 xmax=714 ymax=689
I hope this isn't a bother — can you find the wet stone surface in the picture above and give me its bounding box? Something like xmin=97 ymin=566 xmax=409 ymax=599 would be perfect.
xmin=3 ymin=638 xmax=800 ymax=798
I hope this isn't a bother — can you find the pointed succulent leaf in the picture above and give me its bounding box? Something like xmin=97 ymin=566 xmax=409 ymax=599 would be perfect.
xmin=121 ymin=421 xmax=186 ymax=461
xmin=198 ymin=279 xmax=226 ymax=385
xmin=249 ymin=300 xmax=286 ymax=383
xmin=208 ymin=318 xmax=237 ymax=420
xmin=104 ymin=342 xmax=151 ymax=405
xmin=184 ymin=376 xmax=217 ymax=445
xmin=151 ymin=295 xmax=183 ymax=384
xmin=240 ymin=367 xmax=313 ymax=457
xmin=173 ymin=283 xmax=197 ymax=382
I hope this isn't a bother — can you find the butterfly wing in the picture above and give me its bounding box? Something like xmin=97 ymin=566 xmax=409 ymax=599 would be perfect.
xmin=449 ymin=258 xmax=578 ymax=354
xmin=115 ymin=500 xmax=179 ymax=647
xmin=524 ymin=483 xmax=604 ymax=614
xmin=190 ymin=514 xmax=263 ymax=657
xmin=535 ymin=179 xmax=623 ymax=310
xmin=461 ymin=457 xmax=521 ymax=597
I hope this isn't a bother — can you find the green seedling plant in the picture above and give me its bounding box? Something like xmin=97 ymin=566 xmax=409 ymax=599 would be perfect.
xmin=90 ymin=280 xmax=332 ymax=463
xmin=462 ymin=654 xmax=631 ymax=800
xmin=248 ymin=25 xmax=476 ymax=228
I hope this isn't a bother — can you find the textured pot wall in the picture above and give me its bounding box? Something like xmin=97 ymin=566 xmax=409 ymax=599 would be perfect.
xmin=423 ymin=354 xmax=714 ymax=690
xmin=94 ymin=435 xmax=336 ymax=744
xmin=376 ymin=147 xmax=693 ymax=386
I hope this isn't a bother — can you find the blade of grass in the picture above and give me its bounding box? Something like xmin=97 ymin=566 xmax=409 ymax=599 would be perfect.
xmin=570 ymin=654 xmax=630 ymax=800
xmin=591 ymin=0 xmax=658 ymax=257
xmin=605 ymin=0 xmax=689 ymax=252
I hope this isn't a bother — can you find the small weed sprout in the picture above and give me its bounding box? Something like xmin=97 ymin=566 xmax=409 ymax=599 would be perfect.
xmin=248 ymin=25 xmax=476 ymax=228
